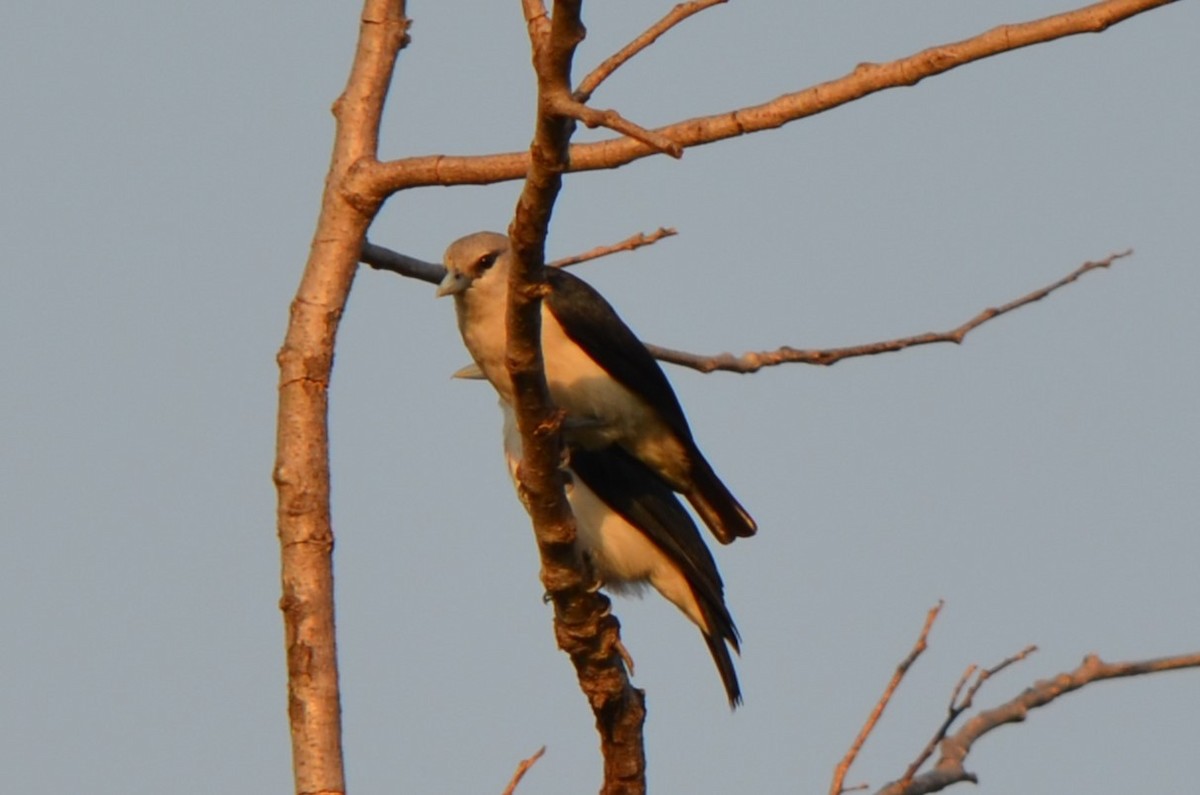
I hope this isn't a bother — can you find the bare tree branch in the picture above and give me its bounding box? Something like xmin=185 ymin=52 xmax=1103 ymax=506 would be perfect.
xmin=548 ymin=227 xmax=677 ymax=268
xmin=363 ymin=245 xmax=1132 ymax=375
xmin=898 ymin=645 xmax=1038 ymax=790
xmin=574 ymin=0 xmax=728 ymax=103
xmin=646 ymin=250 xmax=1133 ymax=373
xmin=509 ymin=3 xmax=648 ymax=793
xmin=501 ymin=746 xmax=547 ymax=795
xmin=362 ymin=227 xmax=677 ymax=280
xmin=361 ymin=240 xmax=445 ymax=282
xmin=356 ymin=0 xmax=1173 ymax=192
xmin=551 ymin=95 xmax=683 ymax=157
xmin=875 ymin=651 xmax=1200 ymax=795
xmin=273 ymin=2 xmax=410 ymax=794
xmin=831 ymin=602 xmax=944 ymax=795
xmin=292 ymin=4 xmax=1182 ymax=794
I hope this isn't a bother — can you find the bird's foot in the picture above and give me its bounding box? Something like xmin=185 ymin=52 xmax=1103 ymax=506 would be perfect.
xmin=614 ymin=637 xmax=636 ymax=677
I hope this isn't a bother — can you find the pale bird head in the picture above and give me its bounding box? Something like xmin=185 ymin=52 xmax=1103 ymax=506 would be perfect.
xmin=436 ymin=231 xmax=511 ymax=298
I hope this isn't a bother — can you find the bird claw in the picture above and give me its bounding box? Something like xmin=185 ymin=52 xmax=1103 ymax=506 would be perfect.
xmin=580 ymin=551 xmax=605 ymax=594
xmin=614 ymin=637 xmax=636 ymax=677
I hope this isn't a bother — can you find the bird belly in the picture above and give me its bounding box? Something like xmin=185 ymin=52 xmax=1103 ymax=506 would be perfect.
xmin=501 ymin=400 xmax=709 ymax=634
xmin=568 ymin=477 xmax=710 ymax=633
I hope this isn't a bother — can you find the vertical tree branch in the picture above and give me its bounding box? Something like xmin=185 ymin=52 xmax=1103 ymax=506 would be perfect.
xmin=273 ymin=2 xmax=409 ymax=793
xmin=509 ymin=2 xmax=647 ymax=793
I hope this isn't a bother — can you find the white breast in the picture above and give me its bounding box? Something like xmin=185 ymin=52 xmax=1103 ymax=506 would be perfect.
xmin=458 ymin=283 xmax=686 ymax=478
xmin=500 ymin=401 xmax=708 ymax=633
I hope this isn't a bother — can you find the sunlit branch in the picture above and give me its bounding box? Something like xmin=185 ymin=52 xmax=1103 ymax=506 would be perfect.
xmin=575 ymin=0 xmax=728 ymax=103
xmin=830 ymin=602 xmax=943 ymax=795
xmin=647 ymin=251 xmax=1133 ymax=373
xmin=356 ymin=0 xmax=1173 ymax=194
xmin=875 ymin=650 xmax=1200 ymax=795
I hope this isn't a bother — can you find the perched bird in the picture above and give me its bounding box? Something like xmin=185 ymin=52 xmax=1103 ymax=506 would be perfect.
xmin=499 ymin=401 xmax=742 ymax=707
xmin=437 ymin=231 xmax=756 ymax=545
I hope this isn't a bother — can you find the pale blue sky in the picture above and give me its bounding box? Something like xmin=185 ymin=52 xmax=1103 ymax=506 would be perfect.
xmin=3 ymin=2 xmax=1198 ymax=793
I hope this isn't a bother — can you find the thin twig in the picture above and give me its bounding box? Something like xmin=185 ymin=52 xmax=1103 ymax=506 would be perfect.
xmin=575 ymin=0 xmax=728 ymax=102
xmin=945 ymin=666 xmax=977 ymax=714
xmin=362 ymin=228 xmax=677 ymax=281
xmin=548 ymin=227 xmax=677 ymax=268
xmin=960 ymin=645 xmax=1039 ymax=710
xmin=647 ymin=250 xmax=1133 ymax=373
xmin=554 ymin=96 xmax=683 ymax=157
xmin=500 ymin=746 xmax=547 ymax=795
xmin=363 ymin=228 xmax=677 ymax=281
xmin=830 ymin=602 xmax=944 ymax=795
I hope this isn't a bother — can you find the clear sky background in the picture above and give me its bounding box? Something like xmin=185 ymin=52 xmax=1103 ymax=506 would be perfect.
xmin=3 ymin=2 xmax=1197 ymax=793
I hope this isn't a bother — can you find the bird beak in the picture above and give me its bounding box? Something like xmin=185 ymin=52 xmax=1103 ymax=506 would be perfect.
xmin=436 ymin=271 xmax=469 ymax=297
xmin=450 ymin=362 xmax=486 ymax=380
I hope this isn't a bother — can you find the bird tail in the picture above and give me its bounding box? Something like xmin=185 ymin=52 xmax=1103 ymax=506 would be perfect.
xmin=698 ymin=595 xmax=742 ymax=709
xmin=686 ymin=455 xmax=757 ymax=545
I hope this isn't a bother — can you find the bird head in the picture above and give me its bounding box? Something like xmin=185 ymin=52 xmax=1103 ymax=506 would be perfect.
xmin=436 ymin=231 xmax=511 ymax=298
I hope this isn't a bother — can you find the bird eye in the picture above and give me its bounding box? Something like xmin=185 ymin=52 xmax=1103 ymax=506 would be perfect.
xmin=476 ymin=252 xmax=499 ymax=271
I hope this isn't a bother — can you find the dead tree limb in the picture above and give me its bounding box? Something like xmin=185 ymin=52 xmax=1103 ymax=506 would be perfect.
xmin=273 ymin=2 xmax=410 ymax=794
xmin=363 ymin=244 xmax=1132 ymax=375
xmin=509 ymin=2 xmax=648 ymax=793
xmin=646 ymin=250 xmax=1133 ymax=373
xmin=357 ymin=0 xmax=1174 ymax=191
xmin=875 ymin=651 xmax=1200 ymax=795
xmin=831 ymin=602 xmax=943 ymax=795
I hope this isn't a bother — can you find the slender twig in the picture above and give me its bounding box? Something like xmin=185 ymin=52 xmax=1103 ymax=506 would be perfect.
xmin=830 ymin=602 xmax=944 ymax=795
xmin=944 ymin=666 xmax=978 ymax=715
xmin=552 ymin=96 xmax=683 ymax=157
xmin=362 ymin=228 xmax=676 ymax=280
xmin=360 ymin=0 xmax=1175 ymax=191
xmin=548 ymin=227 xmax=677 ymax=268
xmin=647 ymin=250 xmax=1133 ymax=373
xmin=575 ymin=0 xmax=728 ymax=103
xmin=875 ymin=651 xmax=1200 ymax=795
xmin=501 ymin=746 xmax=547 ymax=795
xmin=960 ymin=645 xmax=1039 ymax=709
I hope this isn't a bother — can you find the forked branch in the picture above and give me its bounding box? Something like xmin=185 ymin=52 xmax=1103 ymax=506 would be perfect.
xmin=832 ymin=607 xmax=1200 ymax=795
xmin=359 ymin=0 xmax=1174 ymax=192
xmin=509 ymin=3 xmax=648 ymax=794
xmin=896 ymin=645 xmax=1039 ymax=790
xmin=875 ymin=651 xmax=1200 ymax=795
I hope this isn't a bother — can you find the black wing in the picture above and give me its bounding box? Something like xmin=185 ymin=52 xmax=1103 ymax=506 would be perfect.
xmin=570 ymin=444 xmax=742 ymax=705
xmin=570 ymin=444 xmax=725 ymax=597
xmin=546 ymin=269 xmax=695 ymax=444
